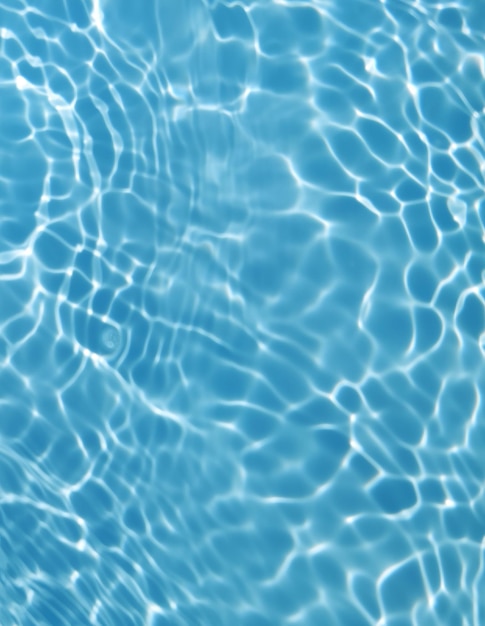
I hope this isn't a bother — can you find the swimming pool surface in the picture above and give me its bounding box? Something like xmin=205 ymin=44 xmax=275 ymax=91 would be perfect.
xmin=0 ymin=0 xmax=484 ymax=624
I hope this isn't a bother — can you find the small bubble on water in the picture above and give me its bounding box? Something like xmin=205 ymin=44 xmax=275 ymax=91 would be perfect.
xmin=101 ymin=326 xmax=120 ymax=352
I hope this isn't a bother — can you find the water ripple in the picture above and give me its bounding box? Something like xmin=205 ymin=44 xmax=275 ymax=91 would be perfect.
xmin=0 ymin=0 xmax=484 ymax=625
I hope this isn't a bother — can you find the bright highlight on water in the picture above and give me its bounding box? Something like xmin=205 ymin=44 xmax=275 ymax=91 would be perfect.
xmin=0 ymin=0 xmax=484 ymax=625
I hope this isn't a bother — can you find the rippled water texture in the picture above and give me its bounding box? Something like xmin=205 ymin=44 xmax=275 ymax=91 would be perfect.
xmin=0 ymin=0 xmax=485 ymax=624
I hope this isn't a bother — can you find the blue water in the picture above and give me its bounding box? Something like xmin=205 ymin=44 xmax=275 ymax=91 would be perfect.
xmin=0 ymin=0 xmax=484 ymax=624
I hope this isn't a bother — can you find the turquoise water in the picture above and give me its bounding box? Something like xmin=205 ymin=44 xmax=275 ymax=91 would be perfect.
xmin=1 ymin=0 xmax=485 ymax=624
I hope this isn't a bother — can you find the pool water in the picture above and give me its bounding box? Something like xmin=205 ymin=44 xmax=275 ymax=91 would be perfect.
xmin=0 ymin=0 xmax=484 ymax=624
